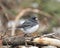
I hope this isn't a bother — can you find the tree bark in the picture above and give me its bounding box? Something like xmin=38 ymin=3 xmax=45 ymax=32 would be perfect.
xmin=2 ymin=36 xmax=60 ymax=47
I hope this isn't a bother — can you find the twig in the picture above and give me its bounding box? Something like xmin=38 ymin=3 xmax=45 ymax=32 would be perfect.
xmin=41 ymin=33 xmax=55 ymax=37
xmin=33 ymin=37 xmax=60 ymax=47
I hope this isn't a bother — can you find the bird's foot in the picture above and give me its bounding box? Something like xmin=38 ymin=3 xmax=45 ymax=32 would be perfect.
xmin=24 ymin=34 xmax=32 ymax=37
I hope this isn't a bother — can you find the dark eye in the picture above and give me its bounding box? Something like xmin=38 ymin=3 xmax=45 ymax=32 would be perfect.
xmin=32 ymin=17 xmax=36 ymax=20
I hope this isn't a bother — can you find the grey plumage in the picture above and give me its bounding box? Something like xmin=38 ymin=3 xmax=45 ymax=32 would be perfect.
xmin=17 ymin=14 xmax=39 ymax=33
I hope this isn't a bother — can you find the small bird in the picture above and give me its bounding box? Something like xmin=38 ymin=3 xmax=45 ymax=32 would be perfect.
xmin=17 ymin=13 xmax=40 ymax=36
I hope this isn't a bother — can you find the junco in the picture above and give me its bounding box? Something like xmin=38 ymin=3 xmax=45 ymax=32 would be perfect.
xmin=17 ymin=14 xmax=39 ymax=34
xmin=7 ymin=13 xmax=40 ymax=36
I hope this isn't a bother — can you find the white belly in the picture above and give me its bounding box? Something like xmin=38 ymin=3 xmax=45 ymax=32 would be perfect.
xmin=21 ymin=25 xmax=39 ymax=33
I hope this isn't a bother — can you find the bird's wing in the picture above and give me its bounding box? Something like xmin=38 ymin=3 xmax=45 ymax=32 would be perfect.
xmin=21 ymin=21 xmax=33 ymax=28
xmin=17 ymin=20 xmax=35 ymax=28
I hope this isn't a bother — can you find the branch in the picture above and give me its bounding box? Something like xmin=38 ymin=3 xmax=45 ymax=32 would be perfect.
xmin=33 ymin=37 xmax=60 ymax=47
xmin=2 ymin=36 xmax=32 ymax=45
xmin=2 ymin=36 xmax=60 ymax=47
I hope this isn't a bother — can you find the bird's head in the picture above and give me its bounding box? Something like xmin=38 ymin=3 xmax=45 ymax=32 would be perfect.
xmin=30 ymin=14 xmax=38 ymax=21
xmin=31 ymin=16 xmax=38 ymax=20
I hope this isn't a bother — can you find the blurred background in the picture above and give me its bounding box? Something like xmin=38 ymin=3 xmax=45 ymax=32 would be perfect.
xmin=0 ymin=0 xmax=60 ymax=37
